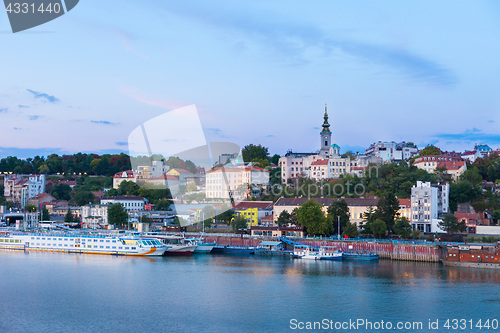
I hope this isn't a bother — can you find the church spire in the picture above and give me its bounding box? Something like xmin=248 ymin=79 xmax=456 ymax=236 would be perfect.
xmin=321 ymin=103 xmax=331 ymax=134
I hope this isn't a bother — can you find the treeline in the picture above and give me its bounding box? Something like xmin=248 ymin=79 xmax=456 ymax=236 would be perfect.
xmin=0 ymin=153 xmax=131 ymax=176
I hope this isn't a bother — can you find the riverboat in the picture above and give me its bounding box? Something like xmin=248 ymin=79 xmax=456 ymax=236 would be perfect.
xmin=0 ymin=231 xmax=167 ymax=256
xmin=441 ymin=243 xmax=500 ymax=269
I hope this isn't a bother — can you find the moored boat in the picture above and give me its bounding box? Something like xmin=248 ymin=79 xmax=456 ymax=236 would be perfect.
xmin=0 ymin=231 xmax=167 ymax=256
xmin=318 ymin=246 xmax=343 ymax=260
xmin=441 ymin=243 xmax=500 ymax=269
xmin=184 ymin=237 xmax=216 ymax=254
xmin=144 ymin=233 xmax=196 ymax=256
xmin=293 ymin=246 xmax=320 ymax=260
xmin=342 ymin=251 xmax=379 ymax=261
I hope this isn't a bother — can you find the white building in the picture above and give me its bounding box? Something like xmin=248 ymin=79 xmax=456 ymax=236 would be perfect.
xmin=4 ymin=174 xmax=46 ymax=207
xmin=112 ymin=170 xmax=135 ymax=189
xmin=410 ymin=181 xmax=449 ymax=233
xmin=135 ymin=160 xmax=168 ymax=182
xmin=82 ymin=204 xmax=109 ymax=229
xmin=100 ymin=196 xmax=146 ymax=212
xmin=364 ymin=141 xmax=418 ymax=163
xmin=412 ymin=155 xmax=467 ymax=181
xmin=205 ymin=165 xmax=269 ymax=199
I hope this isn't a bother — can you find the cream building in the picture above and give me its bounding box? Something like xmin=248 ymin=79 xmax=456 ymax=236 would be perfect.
xmin=205 ymin=164 xmax=269 ymax=199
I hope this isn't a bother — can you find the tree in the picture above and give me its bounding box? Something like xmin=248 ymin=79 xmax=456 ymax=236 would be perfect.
xmin=108 ymin=203 xmax=129 ymax=227
xmin=242 ymin=144 xmax=269 ymax=163
xmin=24 ymin=204 xmax=37 ymax=212
xmin=393 ymin=217 xmax=412 ymax=239
xmin=296 ymin=200 xmax=332 ymax=236
xmin=438 ymin=213 xmax=466 ymax=233
xmin=342 ymin=222 xmax=359 ymax=238
xmin=215 ymin=204 xmax=233 ymax=224
xmin=41 ymin=207 xmax=51 ymax=221
xmin=52 ymin=183 xmax=72 ymax=201
xmin=64 ymin=208 xmax=75 ymax=222
xmin=277 ymin=211 xmax=291 ymax=227
xmin=71 ymin=190 xmax=95 ymax=206
xmin=371 ymin=219 xmax=387 ymax=239
xmin=118 ymin=181 xmax=140 ymax=196
xmin=270 ymin=154 xmax=280 ymax=165
xmin=155 ymin=199 xmax=172 ymax=211
xmin=327 ymin=200 xmax=350 ymax=235
xmin=376 ymin=192 xmax=399 ymax=233
xmin=231 ymin=215 xmax=248 ymax=234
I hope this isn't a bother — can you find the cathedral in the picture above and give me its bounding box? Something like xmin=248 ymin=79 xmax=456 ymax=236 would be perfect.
xmin=279 ymin=106 xmax=360 ymax=184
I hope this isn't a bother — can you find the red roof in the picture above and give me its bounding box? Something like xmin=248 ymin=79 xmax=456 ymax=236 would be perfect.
xmin=398 ymin=199 xmax=410 ymax=208
xmin=311 ymin=159 xmax=328 ymax=166
xmin=233 ymin=201 xmax=273 ymax=210
xmin=261 ymin=214 xmax=274 ymax=221
xmin=113 ymin=170 xmax=134 ymax=178
xmin=274 ymin=197 xmax=379 ymax=207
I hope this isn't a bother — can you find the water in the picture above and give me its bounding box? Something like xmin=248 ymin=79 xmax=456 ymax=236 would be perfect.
xmin=0 ymin=252 xmax=499 ymax=333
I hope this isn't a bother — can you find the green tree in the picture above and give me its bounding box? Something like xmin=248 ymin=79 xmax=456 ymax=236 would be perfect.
xmin=71 ymin=190 xmax=95 ymax=206
xmin=118 ymin=181 xmax=141 ymax=196
xmin=215 ymin=205 xmax=233 ymax=224
xmin=231 ymin=215 xmax=248 ymax=234
xmin=342 ymin=222 xmax=359 ymax=238
xmin=108 ymin=203 xmax=129 ymax=227
xmin=393 ymin=217 xmax=412 ymax=239
xmin=296 ymin=200 xmax=332 ymax=236
xmin=64 ymin=208 xmax=75 ymax=222
xmin=24 ymin=204 xmax=37 ymax=212
xmin=371 ymin=219 xmax=387 ymax=239
xmin=242 ymin=144 xmax=269 ymax=163
xmin=41 ymin=207 xmax=51 ymax=221
xmin=52 ymin=183 xmax=72 ymax=201
xmin=155 ymin=199 xmax=172 ymax=211
xmin=277 ymin=211 xmax=291 ymax=227
xmin=270 ymin=154 xmax=280 ymax=165
xmin=327 ymin=200 xmax=350 ymax=235
xmin=438 ymin=213 xmax=466 ymax=233
xmin=376 ymin=192 xmax=399 ymax=233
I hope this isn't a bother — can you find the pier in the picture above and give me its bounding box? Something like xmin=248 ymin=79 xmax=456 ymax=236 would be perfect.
xmin=202 ymin=235 xmax=440 ymax=262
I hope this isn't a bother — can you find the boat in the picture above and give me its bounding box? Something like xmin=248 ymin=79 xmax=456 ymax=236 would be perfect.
xmin=293 ymin=246 xmax=320 ymax=260
xmin=441 ymin=243 xmax=500 ymax=269
xmin=211 ymin=245 xmax=255 ymax=254
xmin=318 ymin=246 xmax=343 ymax=260
xmin=184 ymin=237 xmax=216 ymax=254
xmin=0 ymin=231 xmax=167 ymax=256
xmin=342 ymin=251 xmax=379 ymax=261
xmin=254 ymin=241 xmax=292 ymax=256
xmin=144 ymin=234 xmax=197 ymax=256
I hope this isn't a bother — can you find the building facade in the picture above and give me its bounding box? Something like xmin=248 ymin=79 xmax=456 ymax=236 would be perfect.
xmin=410 ymin=181 xmax=449 ymax=233
xmin=4 ymin=174 xmax=46 ymax=207
xmin=100 ymin=196 xmax=146 ymax=212
xmin=205 ymin=165 xmax=269 ymax=199
xmin=412 ymin=155 xmax=467 ymax=181
xmin=364 ymin=141 xmax=418 ymax=163
xmin=82 ymin=204 xmax=109 ymax=229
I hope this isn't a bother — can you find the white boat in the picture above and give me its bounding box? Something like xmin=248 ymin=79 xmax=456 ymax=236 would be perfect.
xmin=318 ymin=246 xmax=343 ymax=260
xmin=144 ymin=233 xmax=196 ymax=256
xmin=293 ymin=246 xmax=320 ymax=260
xmin=184 ymin=237 xmax=216 ymax=254
xmin=0 ymin=231 xmax=167 ymax=256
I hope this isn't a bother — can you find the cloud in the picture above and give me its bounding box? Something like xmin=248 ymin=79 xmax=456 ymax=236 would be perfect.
xmin=488 ymin=120 xmax=495 ymax=123
xmin=13 ymin=127 xmax=22 ymax=130
xmin=433 ymin=129 xmax=500 ymax=144
xmin=206 ymin=127 xmax=228 ymax=138
xmin=29 ymin=115 xmax=41 ymax=121
xmin=266 ymin=134 xmax=275 ymax=138
xmin=116 ymin=141 xmax=128 ymax=146
xmin=165 ymin=3 xmax=457 ymax=86
xmin=18 ymin=105 xmax=29 ymax=108
xmin=26 ymin=89 xmax=60 ymax=103
xmin=0 ymin=108 xmax=7 ymax=112
xmin=112 ymin=28 xmax=149 ymax=60
xmin=91 ymin=120 xmax=117 ymax=125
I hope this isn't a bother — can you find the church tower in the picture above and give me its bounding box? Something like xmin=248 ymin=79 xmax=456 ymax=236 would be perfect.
xmin=320 ymin=104 xmax=332 ymax=157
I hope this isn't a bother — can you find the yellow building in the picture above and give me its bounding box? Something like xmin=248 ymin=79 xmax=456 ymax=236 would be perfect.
xmin=234 ymin=208 xmax=259 ymax=227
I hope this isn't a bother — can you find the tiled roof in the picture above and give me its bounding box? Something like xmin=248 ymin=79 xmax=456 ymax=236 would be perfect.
xmin=311 ymin=159 xmax=328 ymax=166
xmin=207 ymin=166 xmax=268 ymax=173
xmin=233 ymin=201 xmax=273 ymax=210
xmin=274 ymin=197 xmax=379 ymax=207
xmin=169 ymin=168 xmax=193 ymax=174
xmin=149 ymin=175 xmax=179 ymax=181
xmin=113 ymin=170 xmax=134 ymax=178
xmin=398 ymin=199 xmax=410 ymax=208
xmin=101 ymin=196 xmax=145 ymax=201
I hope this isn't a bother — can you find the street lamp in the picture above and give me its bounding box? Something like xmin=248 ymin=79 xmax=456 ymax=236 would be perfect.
xmin=337 ymin=215 xmax=340 ymax=240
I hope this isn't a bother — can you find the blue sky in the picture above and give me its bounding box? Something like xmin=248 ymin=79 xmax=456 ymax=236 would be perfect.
xmin=1 ymin=0 xmax=500 ymax=159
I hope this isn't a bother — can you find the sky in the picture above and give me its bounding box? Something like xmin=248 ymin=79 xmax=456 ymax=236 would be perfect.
xmin=1 ymin=0 xmax=500 ymax=159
